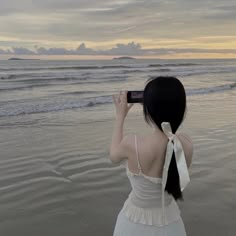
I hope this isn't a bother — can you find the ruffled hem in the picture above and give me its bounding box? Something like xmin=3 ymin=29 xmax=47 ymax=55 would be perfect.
xmin=121 ymin=198 xmax=181 ymax=227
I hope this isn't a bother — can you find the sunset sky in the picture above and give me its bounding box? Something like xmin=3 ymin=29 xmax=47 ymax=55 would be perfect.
xmin=0 ymin=0 xmax=236 ymax=59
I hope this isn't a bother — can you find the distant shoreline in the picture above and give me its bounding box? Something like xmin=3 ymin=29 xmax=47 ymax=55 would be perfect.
xmin=8 ymin=58 xmax=40 ymax=61
xmin=2 ymin=57 xmax=235 ymax=61
xmin=112 ymin=56 xmax=136 ymax=60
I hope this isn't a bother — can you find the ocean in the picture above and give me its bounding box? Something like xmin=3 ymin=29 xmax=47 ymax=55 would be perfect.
xmin=0 ymin=58 xmax=236 ymax=235
xmin=1 ymin=59 xmax=236 ymax=118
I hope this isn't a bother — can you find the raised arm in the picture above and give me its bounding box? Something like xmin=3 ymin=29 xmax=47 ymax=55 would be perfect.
xmin=109 ymin=91 xmax=133 ymax=163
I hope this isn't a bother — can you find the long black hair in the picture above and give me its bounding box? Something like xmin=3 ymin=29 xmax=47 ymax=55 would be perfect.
xmin=143 ymin=76 xmax=186 ymax=200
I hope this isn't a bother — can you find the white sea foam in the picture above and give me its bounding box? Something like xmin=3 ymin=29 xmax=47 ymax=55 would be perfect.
xmin=0 ymin=59 xmax=236 ymax=117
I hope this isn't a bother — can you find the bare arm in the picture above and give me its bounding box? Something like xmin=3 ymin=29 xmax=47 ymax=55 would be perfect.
xmin=109 ymin=117 xmax=127 ymax=163
xmin=109 ymin=91 xmax=133 ymax=163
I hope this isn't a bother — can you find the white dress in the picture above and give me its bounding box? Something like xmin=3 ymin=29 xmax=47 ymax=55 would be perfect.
xmin=113 ymin=122 xmax=190 ymax=236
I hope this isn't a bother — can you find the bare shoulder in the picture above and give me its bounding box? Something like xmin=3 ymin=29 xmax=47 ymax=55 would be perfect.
xmin=109 ymin=134 xmax=135 ymax=164
xmin=123 ymin=134 xmax=135 ymax=145
xmin=124 ymin=134 xmax=147 ymax=156
xmin=122 ymin=134 xmax=135 ymax=153
xmin=177 ymin=132 xmax=193 ymax=168
xmin=124 ymin=134 xmax=146 ymax=146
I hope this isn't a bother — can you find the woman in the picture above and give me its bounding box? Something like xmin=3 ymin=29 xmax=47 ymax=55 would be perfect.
xmin=110 ymin=76 xmax=193 ymax=236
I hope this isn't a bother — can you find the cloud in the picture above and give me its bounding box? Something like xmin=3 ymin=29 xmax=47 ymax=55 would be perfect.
xmin=0 ymin=48 xmax=8 ymax=54
xmin=103 ymin=42 xmax=142 ymax=55
xmin=76 ymin=43 xmax=96 ymax=55
xmin=37 ymin=47 xmax=71 ymax=55
xmin=1 ymin=42 xmax=236 ymax=56
xmin=36 ymin=42 xmax=142 ymax=55
xmin=1 ymin=0 xmax=236 ymax=44
xmin=0 ymin=0 xmax=34 ymax=16
xmin=12 ymin=47 xmax=36 ymax=55
xmin=201 ymin=4 xmax=236 ymax=21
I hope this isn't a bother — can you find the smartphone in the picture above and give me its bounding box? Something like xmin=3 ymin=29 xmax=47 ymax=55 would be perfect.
xmin=127 ymin=91 xmax=144 ymax=103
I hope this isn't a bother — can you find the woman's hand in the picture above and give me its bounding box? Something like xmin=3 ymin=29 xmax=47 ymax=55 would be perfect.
xmin=112 ymin=91 xmax=133 ymax=120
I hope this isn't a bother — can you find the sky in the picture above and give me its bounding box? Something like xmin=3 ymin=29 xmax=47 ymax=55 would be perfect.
xmin=0 ymin=0 xmax=236 ymax=59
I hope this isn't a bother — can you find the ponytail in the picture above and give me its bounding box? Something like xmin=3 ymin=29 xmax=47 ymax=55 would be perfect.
xmin=165 ymin=150 xmax=183 ymax=200
xmin=143 ymin=76 xmax=186 ymax=201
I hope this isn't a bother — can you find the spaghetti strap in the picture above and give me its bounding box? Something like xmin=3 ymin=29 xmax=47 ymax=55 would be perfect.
xmin=134 ymin=135 xmax=142 ymax=173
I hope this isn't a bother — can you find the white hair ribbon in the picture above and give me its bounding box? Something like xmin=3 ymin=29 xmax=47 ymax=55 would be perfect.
xmin=161 ymin=122 xmax=190 ymax=226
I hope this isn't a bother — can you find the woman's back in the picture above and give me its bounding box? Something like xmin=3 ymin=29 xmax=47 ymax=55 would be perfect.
xmin=127 ymin=131 xmax=193 ymax=179
xmin=114 ymin=129 xmax=192 ymax=232
xmin=111 ymin=76 xmax=192 ymax=235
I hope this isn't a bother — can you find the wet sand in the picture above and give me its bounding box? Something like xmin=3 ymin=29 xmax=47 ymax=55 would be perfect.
xmin=0 ymin=91 xmax=236 ymax=236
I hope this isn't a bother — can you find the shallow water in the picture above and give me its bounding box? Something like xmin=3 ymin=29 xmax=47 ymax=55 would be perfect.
xmin=0 ymin=59 xmax=236 ymax=235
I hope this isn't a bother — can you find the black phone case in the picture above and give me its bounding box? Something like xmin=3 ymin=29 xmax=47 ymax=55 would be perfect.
xmin=127 ymin=91 xmax=143 ymax=103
